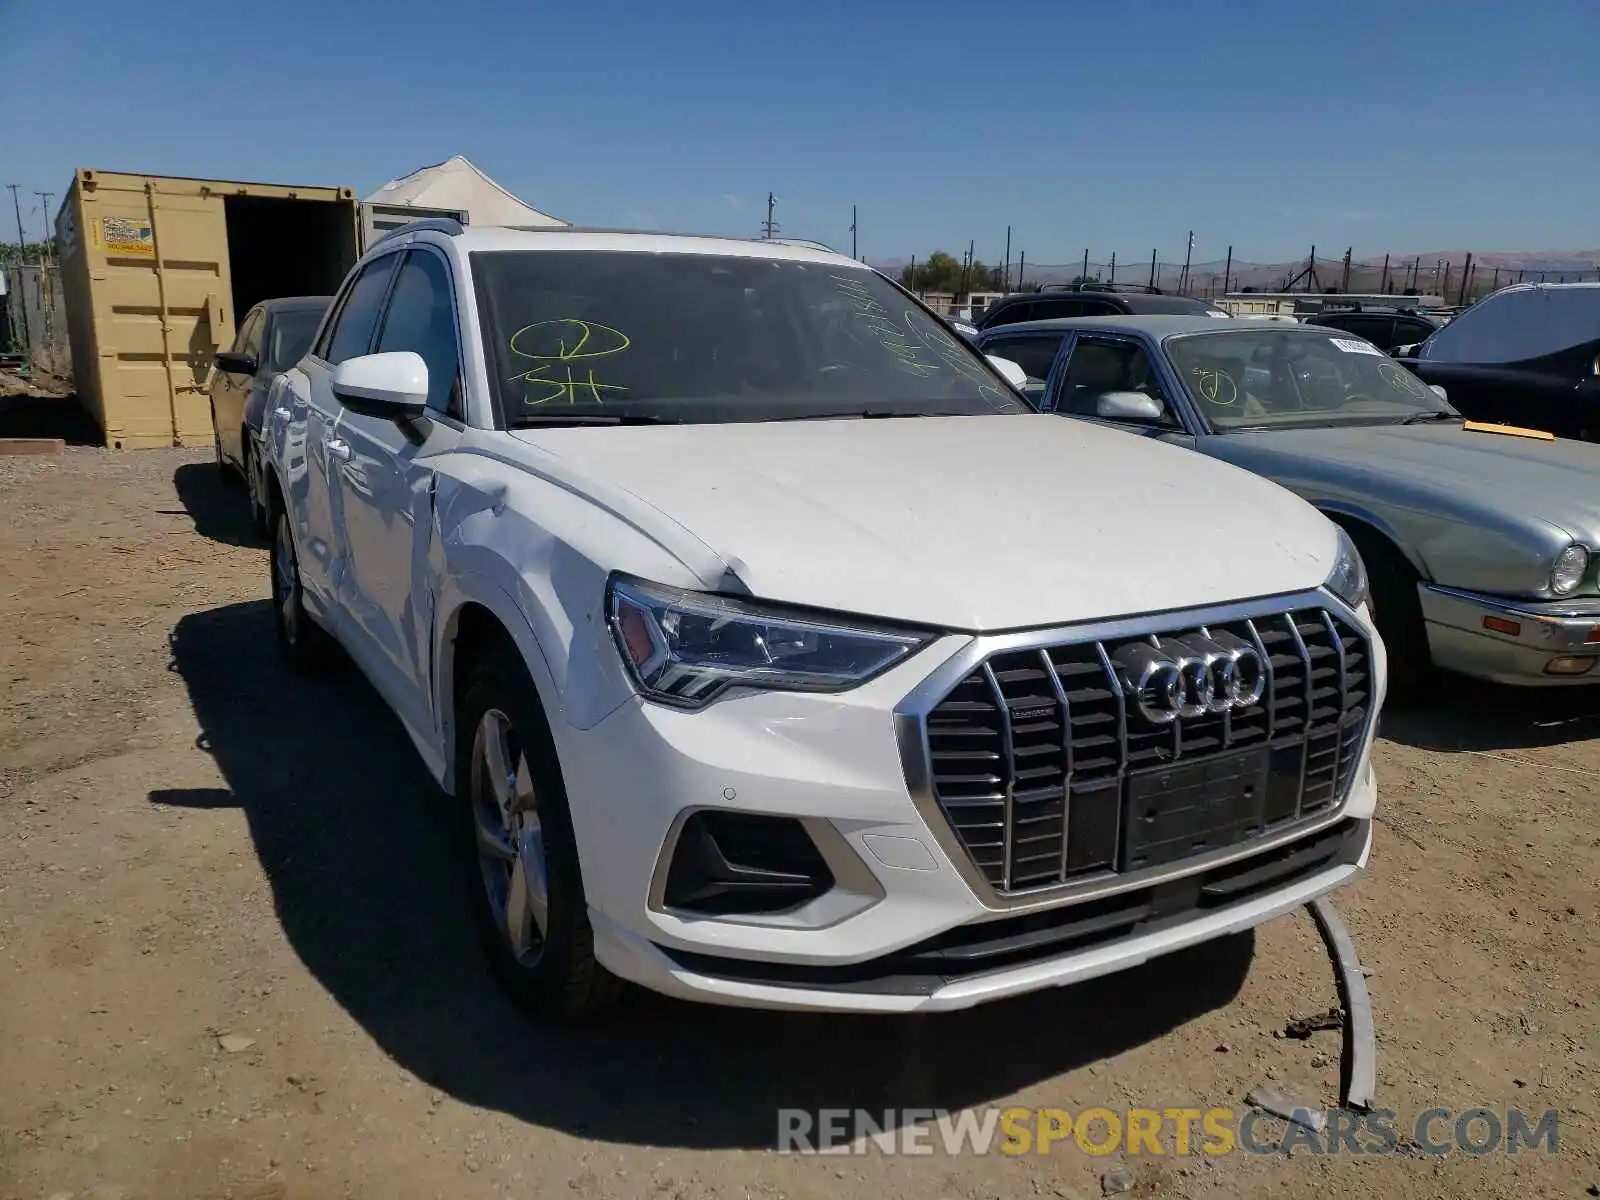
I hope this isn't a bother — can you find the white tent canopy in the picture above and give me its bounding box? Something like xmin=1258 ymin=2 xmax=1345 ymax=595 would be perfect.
xmin=366 ymin=156 xmax=567 ymax=228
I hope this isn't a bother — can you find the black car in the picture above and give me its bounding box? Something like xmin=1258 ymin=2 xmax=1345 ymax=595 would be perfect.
xmin=209 ymin=295 xmax=332 ymax=532
xmin=1397 ymin=283 xmax=1600 ymax=441
xmin=1302 ymin=305 xmax=1442 ymax=354
xmin=974 ymin=283 xmax=1230 ymax=331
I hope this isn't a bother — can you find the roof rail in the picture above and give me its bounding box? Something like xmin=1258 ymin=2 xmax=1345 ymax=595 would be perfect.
xmin=374 ymin=216 xmax=467 ymax=245
xmin=759 ymin=237 xmax=840 ymax=254
xmin=1041 ymin=281 xmax=1165 ymax=296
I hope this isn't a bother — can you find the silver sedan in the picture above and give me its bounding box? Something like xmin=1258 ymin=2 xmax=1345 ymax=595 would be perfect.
xmin=978 ymin=314 xmax=1600 ymax=692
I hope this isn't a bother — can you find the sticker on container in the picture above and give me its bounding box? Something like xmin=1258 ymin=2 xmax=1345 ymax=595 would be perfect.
xmin=99 ymin=216 xmax=154 ymax=257
xmin=1329 ymin=336 xmax=1383 ymax=356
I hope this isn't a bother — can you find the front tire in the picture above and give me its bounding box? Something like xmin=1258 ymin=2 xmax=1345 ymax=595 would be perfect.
xmin=243 ymin=440 xmax=269 ymax=536
xmin=457 ymin=658 xmax=621 ymax=1020
xmin=1348 ymin=527 xmax=1429 ymax=701
xmin=271 ymin=509 xmax=334 ymax=673
xmin=211 ymin=402 xmax=226 ymax=471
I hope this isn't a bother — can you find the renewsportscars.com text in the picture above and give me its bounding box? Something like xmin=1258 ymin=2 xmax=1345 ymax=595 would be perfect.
xmin=777 ymin=1106 xmax=1559 ymax=1157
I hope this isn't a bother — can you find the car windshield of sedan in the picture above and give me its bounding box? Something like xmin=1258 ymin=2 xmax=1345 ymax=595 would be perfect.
xmin=472 ymin=250 xmax=1030 ymax=425
xmin=1166 ymin=328 xmax=1457 ymax=431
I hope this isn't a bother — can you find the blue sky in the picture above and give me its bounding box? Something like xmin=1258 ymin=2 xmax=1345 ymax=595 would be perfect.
xmin=2 ymin=0 xmax=1596 ymax=266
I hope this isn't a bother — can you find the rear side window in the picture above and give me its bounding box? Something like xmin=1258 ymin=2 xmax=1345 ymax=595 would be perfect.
xmin=1031 ymin=298 xmax=1084 ymax=320
xmin=983 ymin=301 xmax=1034 ymax=327
xmin=321 ymin=255 xmax=400 ymax=365
xmin=1422 ymin=287 xmax=1600 ymax=364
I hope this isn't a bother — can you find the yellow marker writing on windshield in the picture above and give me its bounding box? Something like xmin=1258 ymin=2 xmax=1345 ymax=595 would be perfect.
xmin=507 ymin=319 xmax=631 ymax=405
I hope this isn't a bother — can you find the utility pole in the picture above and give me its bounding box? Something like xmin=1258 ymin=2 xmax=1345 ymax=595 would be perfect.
xmin=965 ymin=239 xmax=975 ymax=294
xmin=1002 ymin=225 xmax=1011 ymax=291
xmin=1180 ymin=230 xmax=1194 ymax=294
xmin=1340 ymin=247 xmax=1352 ymax=293
xmin=1458 ymin=253 xmax=1473 ymax=305
xmin=1016 ymin=250 xmax=1025 ymax=290
xmin=1148 ymin=248 xmax=1157 ymax=291
xmin=1081 ymin=248 xmax=1089 ymax=282
xmin=1222 ymin=245 xmax=1233 ymax=295
xmin=850 ymin=204 xmax=857 ymax=260
xmin=35 ymin=192 xmax=54 ymax=266
xmin=8 ymin=184 xmax=26 ymax=259
xmin=1108 ymin=250 xmax=1117 ymax=285
xmin=760 ymin=192 xmax=779 ymax=239
xmin=1379 ymin=253 xmax=1390 ymax=293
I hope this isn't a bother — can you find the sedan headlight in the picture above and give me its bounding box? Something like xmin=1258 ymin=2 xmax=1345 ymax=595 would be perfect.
xmin=1550 ymin=544 xmax=1590 ymax=596
xmin=1326 ymin=527 xmax=1370 ymax=610
xmin=607 ymin=576 xmax=935 ymax=708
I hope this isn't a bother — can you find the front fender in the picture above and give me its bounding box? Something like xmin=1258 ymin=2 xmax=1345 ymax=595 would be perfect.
xmin=430 ymin=470 xmax=644 ymax=782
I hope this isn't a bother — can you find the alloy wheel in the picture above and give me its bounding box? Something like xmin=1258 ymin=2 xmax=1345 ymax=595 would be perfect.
xmin=470 ymin=709 xmax=549 ymax=967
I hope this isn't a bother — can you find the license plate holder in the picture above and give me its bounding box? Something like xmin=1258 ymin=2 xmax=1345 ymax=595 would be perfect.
xmin=1121 ymin=745 xmax=1272 ymax=872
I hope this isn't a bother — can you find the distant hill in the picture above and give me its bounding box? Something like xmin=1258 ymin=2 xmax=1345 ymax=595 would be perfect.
xmin=874 ymin=248 xmax=1600 ymax=297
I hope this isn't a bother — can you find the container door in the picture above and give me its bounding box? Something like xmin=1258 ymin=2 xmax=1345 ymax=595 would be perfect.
xmin=78 ymin=181 xmax=235 ymax=448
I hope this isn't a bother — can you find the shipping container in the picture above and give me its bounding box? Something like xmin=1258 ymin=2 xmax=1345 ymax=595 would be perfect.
xmin=360 ymin=201 xmax=470 ymax=251
xmin=56 ymin=168 xmax=362 ymax=449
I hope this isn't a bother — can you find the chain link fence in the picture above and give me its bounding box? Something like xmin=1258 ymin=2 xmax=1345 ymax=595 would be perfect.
xmin=2 ymin=263 xmax=71 ymax=378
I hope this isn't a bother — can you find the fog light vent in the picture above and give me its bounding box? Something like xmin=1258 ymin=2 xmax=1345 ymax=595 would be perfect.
xmin=662 ymin=812 xmax=835 ymax=915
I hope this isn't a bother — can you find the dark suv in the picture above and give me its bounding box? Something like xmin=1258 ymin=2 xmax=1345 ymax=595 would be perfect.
xmin=974 ymin=283 xmax=1230 ymax=331
xmin=1302 ymin=305 xmax=1442 ymax=354
xmin=1397 ymin=283 xmax=1600 ymax=441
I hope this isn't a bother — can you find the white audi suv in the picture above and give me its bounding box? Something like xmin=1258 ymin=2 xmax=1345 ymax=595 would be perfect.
xmin=263 ymin=221 xmax=1385 ymax=1017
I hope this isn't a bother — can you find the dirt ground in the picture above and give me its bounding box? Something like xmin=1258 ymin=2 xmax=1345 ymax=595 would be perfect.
xmin=0 ymin=443 xmax=1595 ymax=1200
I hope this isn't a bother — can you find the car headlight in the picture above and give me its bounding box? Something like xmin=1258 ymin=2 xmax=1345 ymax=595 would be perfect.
xmin=1550 ymin=544 xmax=1590 ymax=596
xmin=606 ymin=575 xmax=935 ymax=708
xmin=1326 ymin=527 xmax=1370 ymax=609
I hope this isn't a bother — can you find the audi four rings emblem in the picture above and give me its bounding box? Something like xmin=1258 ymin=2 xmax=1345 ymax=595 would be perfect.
xmin=1113 ymin=634 xmax=1267 ymax=725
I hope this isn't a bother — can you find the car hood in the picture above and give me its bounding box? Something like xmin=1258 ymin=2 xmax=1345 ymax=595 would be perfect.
xmin=1202 ymin=421 xmax=1600 ymax=541
xmin=508 ymin=414 xmax=1337 ymax=631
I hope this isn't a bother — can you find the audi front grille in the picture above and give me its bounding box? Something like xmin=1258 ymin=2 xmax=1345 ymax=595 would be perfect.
xmin=917 ymin=606 xmax=1370 ymax=896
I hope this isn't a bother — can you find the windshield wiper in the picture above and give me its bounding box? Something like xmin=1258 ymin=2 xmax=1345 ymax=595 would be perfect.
xmin=510 ymin=413 xmax=678 ymax=428
xmin=767 ymin=409 xmax=970 ymax=422
xmin=1398 ymin=411 xmax=1462 ymax=425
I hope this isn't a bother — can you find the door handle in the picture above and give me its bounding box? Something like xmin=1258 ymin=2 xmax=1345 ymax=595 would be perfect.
xmin=325 ymin=438 xmax=353 ymax=462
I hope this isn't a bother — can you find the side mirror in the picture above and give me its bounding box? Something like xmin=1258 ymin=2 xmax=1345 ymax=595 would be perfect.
xmin=1428 ymin=384 xmax=1448 ymax=402
xmin=331 ymin=351 xmax=429 ymax=419
xmin=1096 ymin=391 xmax=1167 ymax=423
xmin=985 ymin=355 xmax=1029 ymax=391
xmin=215 ymin=350 xmax=258 ymax=375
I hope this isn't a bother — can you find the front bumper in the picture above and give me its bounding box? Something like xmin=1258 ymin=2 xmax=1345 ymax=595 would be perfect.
xmin=1419 ymin=583 xmax=1600 ymax=685
xmin=556 ymin=592 xmax=1381 ymax=1013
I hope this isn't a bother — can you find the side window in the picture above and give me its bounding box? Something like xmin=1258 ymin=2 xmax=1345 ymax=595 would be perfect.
xmin=241 ymin=309 xmax=265 ymax=362
xmin=1033 ymin=298 xmax=1084 ymax=320
xmin=1077 ymin=300 xmax=1118 ymax=317
xmin=1396 ymin=319 xmax=1435 ymax=346
xmin=375 ymin=250 xmax=463 ymax=419
xmin=1344 ymin=315 xmax=1395 ymax=347
xmin=232 ymin=308 xmax=263 ymax=356
xmin=983 ymin=334 xmax=1063 ymax=401
xmin=1058 ymin=338 xmax=1173 ymax=423
xmin=986 ymin=301 xmax=1034 ymax=327
xmin=324 ymin=255 xmax=400 ymax=365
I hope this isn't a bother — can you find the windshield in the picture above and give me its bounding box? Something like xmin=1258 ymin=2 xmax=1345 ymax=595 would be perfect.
xmin=1166 ymin=328 xmax=1456 ymax=431
xmin=267 ymin=309 xmax=325 ymax=373
xmin=471 ymin=250 xmax=1030 ymax=425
